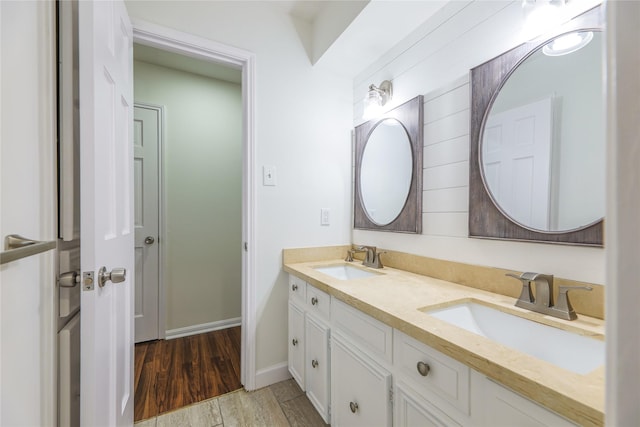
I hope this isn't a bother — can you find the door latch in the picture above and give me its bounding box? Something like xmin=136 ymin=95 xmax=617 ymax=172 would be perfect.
xmin=83 ymin=271 xmax=95 ymax=291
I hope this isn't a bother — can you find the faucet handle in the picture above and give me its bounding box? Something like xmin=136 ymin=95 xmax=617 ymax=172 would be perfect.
xmin=555 ymin=286 xmax=593 ymax=320
xmin=345 ymin=250 xmax=354 ymax=262
xmin=506 ymin=273 xmax=534 ymax=303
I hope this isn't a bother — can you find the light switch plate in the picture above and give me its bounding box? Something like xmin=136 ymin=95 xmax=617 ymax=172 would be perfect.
xmin=263 ymin=165 xmax=277 ymax=186
xmin=321 ymin=208 xmax=330 ymax=225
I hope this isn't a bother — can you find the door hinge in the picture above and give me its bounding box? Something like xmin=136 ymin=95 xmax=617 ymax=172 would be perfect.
xmin=389 ymin=386 xmax=394 ymax=403
xmin=82 ymin=271 xmax=95 ymax=291
xmin=328 ymin=404 xmax=331 ymax=418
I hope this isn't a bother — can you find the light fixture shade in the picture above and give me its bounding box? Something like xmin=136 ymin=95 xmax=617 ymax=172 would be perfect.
xmin=542 ymin=31 xmax=593 ymax=56
xmin=363 ymin=80 xmax=393 ymax=120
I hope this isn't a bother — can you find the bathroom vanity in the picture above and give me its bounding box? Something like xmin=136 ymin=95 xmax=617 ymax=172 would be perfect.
xmin=283 ymin=248 xmax=604 ymax=427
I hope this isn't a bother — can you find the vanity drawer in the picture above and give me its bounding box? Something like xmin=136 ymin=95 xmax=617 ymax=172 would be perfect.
xmin=332 ymin=298 xmax=393 ymax=364
xmin=289 ymin=274 xmax=306 ymax=304
xmin=306 ymin=284 xmax=330 ymax=321
xmin=394 ymin=330 xmax=470 ymax=415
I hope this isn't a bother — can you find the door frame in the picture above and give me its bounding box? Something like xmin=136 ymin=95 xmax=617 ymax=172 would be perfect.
xmin=133 ymin=102 xmax=165 ymax=341
xmin=131 ymin=20 xmax=257 ymax=389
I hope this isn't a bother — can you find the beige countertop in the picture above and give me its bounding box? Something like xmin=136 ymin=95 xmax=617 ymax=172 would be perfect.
xmin=283 ymin=259 xmax=605 ymax=427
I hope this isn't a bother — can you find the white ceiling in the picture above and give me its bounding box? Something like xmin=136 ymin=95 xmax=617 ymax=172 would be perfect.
xmin=273 ymin=0 xmax=449 ymax=77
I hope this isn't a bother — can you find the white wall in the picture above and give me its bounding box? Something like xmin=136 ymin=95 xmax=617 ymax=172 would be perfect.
xmin=0 ymin=1 xmax=57 ymax=424
xmin=352 ymin=1 xmax=605 ymax=285
xmin=134 ymin=60 xmax=243 ymax=331
xmin=126 ymin=1 xmax=353 ymax=372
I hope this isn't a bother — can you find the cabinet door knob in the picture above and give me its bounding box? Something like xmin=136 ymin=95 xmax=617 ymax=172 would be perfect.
xmin=311 ymin=297 xmax=318 ymax=306
xmin=311 ymin=359 xmax=319 ymax=368
xmin=417 ymin=361 xmax=431 ymax=377
xmin=292 ymin=338 xmax=298 ymax=346
xmin=349 ymin=401 xmax=359 ymax=413
xmin=292 ymin=284 xmax=298 ymax=291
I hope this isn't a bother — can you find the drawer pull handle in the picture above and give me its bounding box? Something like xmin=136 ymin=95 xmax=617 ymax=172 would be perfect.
xmin=417 ymin=361 xmax=431 ymax=377
xmin=292 ymin=338 xmax=298 ymax=346
xmin=311 ymin=359 xmax=319 ymax=368
xmin=349 ymin=401 xmax=359 ymax=413
xmin=311 ymin=297 xmax=318 ymax=306
xmin=292 ymin=284 xmax=298 ymax=291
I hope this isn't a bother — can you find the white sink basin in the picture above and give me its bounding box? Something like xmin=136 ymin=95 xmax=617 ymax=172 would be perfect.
xmin=423 ymin=301 xmax=604 ymax=375
xmin=313 ymin=264 xmax=380 ymax=280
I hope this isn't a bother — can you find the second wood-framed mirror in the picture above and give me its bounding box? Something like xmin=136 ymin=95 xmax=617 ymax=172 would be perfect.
xmin=469 ymin=5 xmax=604 ymax=246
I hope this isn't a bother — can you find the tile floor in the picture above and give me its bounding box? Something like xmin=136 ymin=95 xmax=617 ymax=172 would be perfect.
xmin=134 ymin=379 xmax=329 ymax=427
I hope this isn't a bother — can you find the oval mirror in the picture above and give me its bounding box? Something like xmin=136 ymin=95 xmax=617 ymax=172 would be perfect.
xmin=480 ymin=30 xmax=604 ymax=233
xmin=360 ymin=118 xmax=413 ymax=225
xmin=354 ymin=95 xmax=423 ymax=234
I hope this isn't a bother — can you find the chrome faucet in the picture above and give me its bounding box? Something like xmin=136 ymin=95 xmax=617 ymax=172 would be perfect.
xmin=506 ymin=272 xmax=592 ymax=320
xmin=352 ymin=245 xmax=385 ymax=269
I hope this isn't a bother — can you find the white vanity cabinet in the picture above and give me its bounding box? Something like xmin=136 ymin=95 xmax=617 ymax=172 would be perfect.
xmin=286 ymin=273 xmax=580 ymax=427
xmin=471 ymin=371 xmax=577 ymax=427
xmin=331 ymin=332 xmax=392 ymax=427
xmin=287 ymin=275 xmax=331 ymax=423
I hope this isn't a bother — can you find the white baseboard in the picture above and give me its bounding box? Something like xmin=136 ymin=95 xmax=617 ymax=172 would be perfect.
xmin=254 ymin=362 xmax=291 ymax=389
xmin=165 ymin=317 xmax=242 ymax=340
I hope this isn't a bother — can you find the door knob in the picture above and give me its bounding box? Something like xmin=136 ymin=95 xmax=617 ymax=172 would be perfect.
xmin=59 ymin=271 xmax=80 ymax=288
xmin=98 ymin=266 xmax=127 ymax=288
xmin=144 ymin=236 xmax=155 ymax=245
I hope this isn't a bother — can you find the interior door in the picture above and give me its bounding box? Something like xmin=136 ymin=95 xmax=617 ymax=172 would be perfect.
xmin=79 ymin=0 xmax=134 ymax=425
xmin=482 ymin=98 xmax=553 ymax=230
xmin=133 ymin=104 xmax=160 ymax=343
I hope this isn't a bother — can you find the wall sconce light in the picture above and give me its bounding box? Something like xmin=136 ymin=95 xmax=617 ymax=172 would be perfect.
xmin=542 ymin=30 xmax=593 ymax=56
xmin=363 ymin=80 xmax=393 ymax=120
xmin=521 ymin=0 xmax=568 ymax=40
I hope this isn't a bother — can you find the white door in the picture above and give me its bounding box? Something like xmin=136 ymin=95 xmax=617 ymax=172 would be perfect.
xmin=133 ymin=104 xmax=160 ymax=343
xmin=483 ymin=98 xmax=553 ymax=230
xmin=79 ymin=0 xmax=134 ymax=425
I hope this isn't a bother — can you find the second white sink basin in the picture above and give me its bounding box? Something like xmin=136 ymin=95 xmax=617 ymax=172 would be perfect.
xmin=423 ymin=300 xmax=604 ymax=375
xmin=313 ymin=264 xmax=380 ymax=280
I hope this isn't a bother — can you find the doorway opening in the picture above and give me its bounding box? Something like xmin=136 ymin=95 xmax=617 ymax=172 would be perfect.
xmin=130 ymin=24 xmax=256 ymax=420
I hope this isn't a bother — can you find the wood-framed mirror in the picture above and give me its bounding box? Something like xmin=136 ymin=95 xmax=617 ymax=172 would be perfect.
xmin=354 ymin=95 xmax=423 ymax=233
xmin=469 ymin=5 xmax=604 ymax=246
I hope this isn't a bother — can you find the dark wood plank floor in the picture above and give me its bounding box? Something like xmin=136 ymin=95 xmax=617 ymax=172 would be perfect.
xmin=134 ymin=326 xmax=242 ymax=422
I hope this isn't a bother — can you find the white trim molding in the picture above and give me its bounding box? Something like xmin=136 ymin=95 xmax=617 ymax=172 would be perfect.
xmin=131 ymin=19 xmax=257 ymax=390
xmin=165 ymin=317 xmax=242 ymax=340
xmin=606 ymin=1 xmax=640 ymax=424
xmin=254 ymin=362 xmax=292 ymax=390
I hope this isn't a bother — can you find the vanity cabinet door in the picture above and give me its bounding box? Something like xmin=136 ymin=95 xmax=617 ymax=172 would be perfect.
xmin=331 ymin=333 xmax=392 ymax=427
xmin=305 ymin=314 xmax=330 ymax=423
xmin=394 ymin=380 xmax=462 ymax=427
xmin=288 ymin=300 xmax=305 ymax=390
xmin=473 ymin=372 xmax=577 ymax=427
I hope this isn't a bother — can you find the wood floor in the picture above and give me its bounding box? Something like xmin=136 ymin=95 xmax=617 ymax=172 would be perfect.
xmin=134 ymin=327 xmax=242 ymax=422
